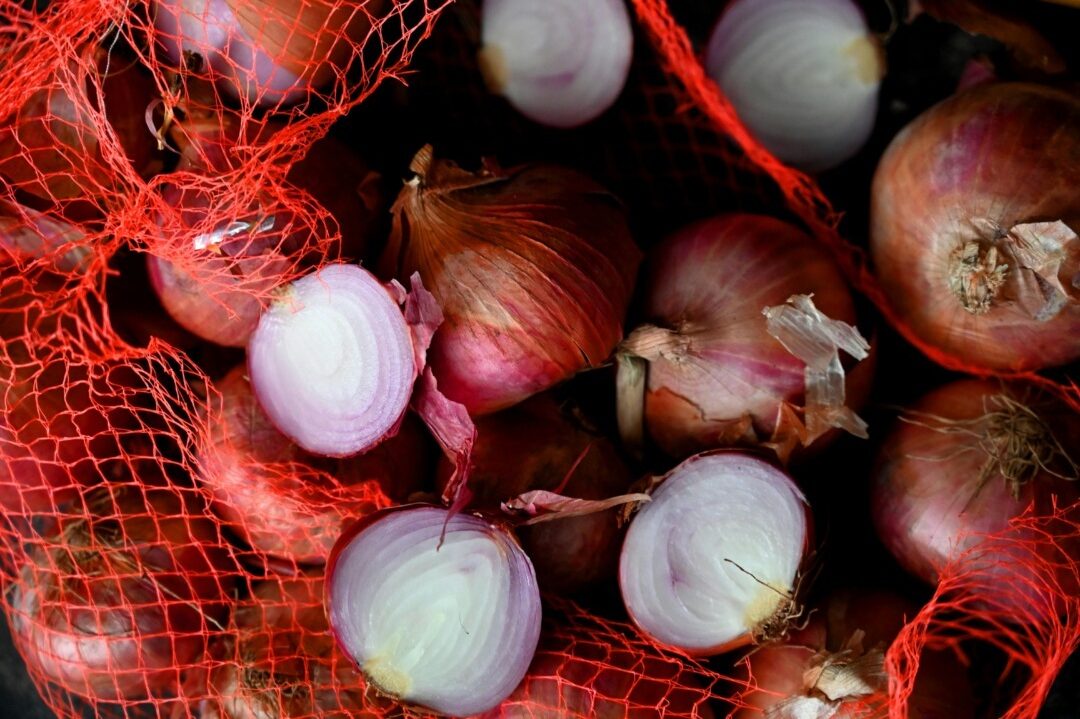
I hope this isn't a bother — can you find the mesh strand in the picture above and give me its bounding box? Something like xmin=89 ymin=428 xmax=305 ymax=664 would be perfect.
xmin=0 ymin=0 xmax=1078 ymax=717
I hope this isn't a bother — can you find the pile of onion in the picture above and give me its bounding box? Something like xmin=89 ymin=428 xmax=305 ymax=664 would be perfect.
xmin=870 ymin=82 xmax=1080 ymax=370
xmin=871 ymin=379 xmax=1080 ymax=593
xmin=619 ymin=452 xmax=810 ymax=655
xmin=437 ymin=394 xmax=631 ymax=593
xmin=198 ymin=364 xmax=430 ymax=566
xmin=617 ymin=213 xmax=870 ymax=461
xmin=9 ymin=486 xmax=238 ymax=701
xmin=327 ymin=505 xmax=542 ymax=716
xmin=153 ymin=0 xmax=386 ymax=108
xmin=380 ymin=145 xmax=641 ymax=415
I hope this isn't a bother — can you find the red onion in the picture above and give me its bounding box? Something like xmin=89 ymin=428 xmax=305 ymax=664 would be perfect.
xmin=705 ymin=0 xmax=884 ymax=172
xmin=327 ymin=505 xmax=542 ymax=716
xmin=381 ymin=145 xmax=641 ymax=416
xmin=0 ymin=203 xmax=90 ymax=273
xmin=870 ymin=83 xmax=1080 ymax=370
xmin=198 ymin=364 xmax=430 ymax=565
xmin=619 ymin=452 xmax=810 ymax=656
xmin=436 ymin=395 xmax=631 ymax=593
xmin=479 ymin=0 xmax=633 ymax=128
xmin=617 ymin=214 xmax=869 ymax=462
xmin=152 ymin=0 xmax=385 ymax=107
xmin=736 ymin=589 xmax=974 ymax=718
xmin=246 ymin=264 xmax=422 ymax=457
xmin=9 ymin=486 xmax=238 ymax=701
xmin=871 ymin=379 xmax=1080 ymax=590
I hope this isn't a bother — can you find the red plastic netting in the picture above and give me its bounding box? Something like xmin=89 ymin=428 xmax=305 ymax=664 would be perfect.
xmin=1 ymin=0 xmax=1079 ymax=717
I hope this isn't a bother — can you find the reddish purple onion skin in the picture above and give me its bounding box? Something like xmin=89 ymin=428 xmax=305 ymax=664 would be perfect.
xmin=870 ymin=82 xmax=1080 ymax=370
xmin=629 ymin=213 xmax=860 ymax=458
xmin=327 ymin=505 xmax=542 ymax=716
xmin=871 ymin=379 xmax=1080 ymax=590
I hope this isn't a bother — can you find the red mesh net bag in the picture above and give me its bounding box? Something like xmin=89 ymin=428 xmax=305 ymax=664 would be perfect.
xmin=1 ymin=0 xmax=1079 ymax=717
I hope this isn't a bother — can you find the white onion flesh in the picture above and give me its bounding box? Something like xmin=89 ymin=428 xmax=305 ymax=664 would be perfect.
xmin=705 ymin=0 xmax=884 ymax=172
xmin=327 ymin=506 xmax=542 ymax=716
xmin=619 ymin=452 xmax=808 ymax=655
xmin=480 ymin=0 xmax=633 ymax=128
xmin=247 ymin=264 xmax=415 ymax=457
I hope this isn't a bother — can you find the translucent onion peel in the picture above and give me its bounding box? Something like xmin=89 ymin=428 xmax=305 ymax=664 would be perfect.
xmin=246 ymin=264 xmax=417 ymax=457
xmin=619 ymin=452 xmax=809 ymax=656
xmin=479 ymin=0 xmax=633 ymax=128
xmin=870 ymin=83 xmax=1080 ymax=370
xmin=705 ymin=0 xmax=884 ymax=171
xmin=327 ymin=505 xmax=542 ymax=716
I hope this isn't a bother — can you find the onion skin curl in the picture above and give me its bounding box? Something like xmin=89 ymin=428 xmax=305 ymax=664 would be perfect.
xmin=870 ymin=82 xmax=1080 ymax=371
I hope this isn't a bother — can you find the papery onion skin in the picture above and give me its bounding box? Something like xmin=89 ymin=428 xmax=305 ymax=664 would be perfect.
xmin=870 ymin=82 xmax=1080 ymax=370
xmin=9 ymin=486 xmax=238 ymax=701
xmin=625 ymin=213 xmax=861 ymax=459
xmin=327 ymin=505 xmax=542 ymax=716
xmin=382 ymin=146 xmax=641 ymax=416
xmin=619 ymin=452 xmax=810 ymax=656
xmin=705 ymin=0 xmax=884 ymax=172
xmin=436 ymin=394 xmax=631 ymax=593
xmin=479 ymin=0 xmax=633 ymax=128
xmin=153 ymin=0 xmax=385 ymax=107
xmin=198 ymin=364 xmax=430 ymax=566
xmin=871 ymin=379 xmax=1080 ymax=591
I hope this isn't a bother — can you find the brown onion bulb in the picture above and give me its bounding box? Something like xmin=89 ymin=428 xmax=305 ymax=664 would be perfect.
xmin=870 ymin=82 xmax=1080 ymax=370
xmin=380 ymin=145 xmax=641 ymax=416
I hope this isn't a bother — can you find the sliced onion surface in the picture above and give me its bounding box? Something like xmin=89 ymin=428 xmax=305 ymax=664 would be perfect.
xmin=327 ymin=505 xmax=542 ymax=716
xmin=247 ymin=264 xmax=415 ymax=457
xmin=619 ymin=452 xmax=808 ymax=655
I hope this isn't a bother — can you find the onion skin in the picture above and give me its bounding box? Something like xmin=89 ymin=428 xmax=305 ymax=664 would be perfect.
xmin=870 ymin=82 xmax=1080 ymax=370
xmin=0 ymin=204 xmax=90 ymax=273
xmin=9 ymin=487 xmax=238 ymax=701
xmin=381 ymin=145 xmax=641 ymax=416
xmin=436 ymin=395 xmax=631 ymax=593
xmin=871 ymin=379 xmax=1080 ymax=590
xmin=198 ymin=364 xmax=430 ymax=566
xmin=624 ymin=213 xmax=861 ymax=459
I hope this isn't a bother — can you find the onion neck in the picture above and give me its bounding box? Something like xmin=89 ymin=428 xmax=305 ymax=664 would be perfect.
xmin=948 ymin=240 xmax=1008 ymax=314
xmin=620 ymin=323 xmax=689 ymax=362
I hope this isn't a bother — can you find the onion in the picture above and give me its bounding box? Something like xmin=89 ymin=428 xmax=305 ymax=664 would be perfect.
xmin=381 ymin=145 xmax=641 ymax=416
xmin=616 ymin=213 xmax=869 ymax=462
xmin=478 ymin=0 xmax=633 ymax=128
xmin=198 ymin=364 xmax=431 ymax=565
xmin=246 ymin=264 xmax=421 ymax=457
xmin=436 ymin=394 xmax=631 ymax=593
xmin=871 ymin=379 xmax=1080 ymax=590
xmin=735 ymin=589 xmax=974 ymax=718
xmin=152 ymin=0 xmax=385 ymax=108
xmin=619 ymin=452 xmax=810 ymax=656
xmin=327 ymin=505 xmax=542 ymax=716
xmin=9 ymin=486 xmax=238 ymax=701
xmin=0 ymin=203 xmax=91 ymax=273
xmin=704 ymin=0 xmax=884 ymax=172
xmin=870 ymin=82 xmax=1080 ymax=370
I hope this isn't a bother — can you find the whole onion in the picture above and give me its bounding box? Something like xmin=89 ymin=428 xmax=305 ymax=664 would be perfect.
xmin=436 ymin=394 xmax=631 ymax=593
xmin=705 ymin=0 xmax=884 ymax=172
xmin=153 ymin=0 xmax=386 ymax=107
xmin=619 ymin=452 xmax=810 ymax=656
xmin=381 ymin=145 xmax=641 ymax=416
xmin=327 ymin=505 xmax=542 ymax=716
xmin=0 ymin=203 xmax=91 ymax=273
xmin=617 ymin=213 xmax=868 ymax=461
xmin=9 ymin=486 xmax=238 ymax=701
xmin=870 ymin=82 xmax=1080 ymax=370
xmin=479 ymin=0 xmax=633 ymax=128
xmin=198 ymin=364 xmax=430 ymax=565
xmin=871 ymin=379 xmax=1080 ymax=591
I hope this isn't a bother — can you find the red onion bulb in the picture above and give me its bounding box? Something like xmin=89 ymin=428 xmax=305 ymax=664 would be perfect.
xmin=619 ymin=452 xmax=809 ymax=656
xmin=479 ymin=0 xmax=633 ymax=128
xmin=247 ymin=264 xmax=417 ymax=457
xmin=870 ymin=83 xmax=1080 ymax=370
xmin=327 ymin=505 xmax=542 ymax=716
xmin=705 ymin=0 xmax=884 ymax=171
